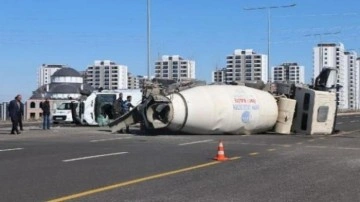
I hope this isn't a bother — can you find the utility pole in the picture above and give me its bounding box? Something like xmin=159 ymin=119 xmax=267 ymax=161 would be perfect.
xmin=244 ymin=3 xmax=296 ymax=83
xmin=147 ymin=0 xmax=151 ymax=81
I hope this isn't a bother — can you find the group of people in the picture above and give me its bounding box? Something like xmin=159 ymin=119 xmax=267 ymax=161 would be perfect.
xmin=113 ymin=93 xmax=134 ymax=133
xmin=8 ymin=94 xmax=51 ymax=135
xmin=8 ymin=92 xmax=133 ymax=135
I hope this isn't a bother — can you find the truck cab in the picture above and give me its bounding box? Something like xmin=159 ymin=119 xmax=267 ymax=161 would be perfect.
xmin=79 ymin=89 xmax=142 ymax=126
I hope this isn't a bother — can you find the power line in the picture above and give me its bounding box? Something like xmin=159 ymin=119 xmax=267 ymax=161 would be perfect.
xmin=276 ymin=12 xmax=359 ymax=18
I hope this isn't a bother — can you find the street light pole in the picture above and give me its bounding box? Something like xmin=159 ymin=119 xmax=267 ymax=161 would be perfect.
xmin=244 ymin=3 xmax=296 ymax=83
xmin=267 ymin=8 xmax=271 ymax=83
xmin=147 ymin=0 xmax=151 ymax=81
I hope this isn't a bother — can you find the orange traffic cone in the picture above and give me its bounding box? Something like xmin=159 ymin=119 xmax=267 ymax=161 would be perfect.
xmin=213 ymin=140 xmax=228 ymax=161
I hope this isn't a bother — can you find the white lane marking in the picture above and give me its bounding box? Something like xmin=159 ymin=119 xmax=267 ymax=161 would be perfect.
xmin=0 ymin=148 xmax=24 ymax=152
xmin=179 ymin=139 xmax=213 ymax=146
xmin=305 ymin=145 xmax=360 ymax=150
xmin=336 ymin=147 xmax=360 ymax=150
xmin=305 ymin=145 xmax=328 ymax=149
xmin=239 ymin=142 xmax=268 ymax=146
xmin=252 ymin=143 xmax=268 ymax=146
xmin=350 ymin=120 xmax=357 ymax=123
xmin=337 ymin=122 xmax=343 ymax=124
xmin=271 ymin=144 xmax=291 ymax=147
xmin=63 ymin=152 xmax=128 ymax=162
xmin=90 ymin=137 xmax=132 ymax=143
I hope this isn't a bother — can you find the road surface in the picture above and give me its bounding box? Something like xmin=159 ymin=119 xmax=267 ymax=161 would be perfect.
xmin=0 ymin=114 xmax=359 ymax=201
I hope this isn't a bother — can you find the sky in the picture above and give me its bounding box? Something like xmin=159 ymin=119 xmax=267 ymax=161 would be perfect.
xmin=1 ymin=0 xmax=360 ymax=102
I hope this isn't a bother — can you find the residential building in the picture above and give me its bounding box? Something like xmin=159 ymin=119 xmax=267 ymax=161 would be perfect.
xmin=357 ymin=57 xmax=360 ymax=109
xmin=128 ymin=73 xmax=145 ymax=89
xmin=313 ymin=43 xmax=348 ymax=109
xmin=211 ymin=68 xmax=227 ymax=83
xmin=345 ymin=51 xmax=358 ymax=109
xmin=225 ymin=49 xmax=268 ymax=84
xmin=37 ymin=64 xmax=68 ymax=87
xmin=0 ymin=102 xmax=9 ymax=121
xmin=86 ymin=60 xmax=128 ymax=90
xmin=154 ymin=55 xmax=195 ymax=80
xmin=272 ymin=63 xmax=305 ymax=84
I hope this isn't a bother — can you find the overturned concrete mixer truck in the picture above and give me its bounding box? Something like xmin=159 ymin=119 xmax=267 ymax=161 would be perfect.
xmin=107 ymin=68 xmax=338 ymax=135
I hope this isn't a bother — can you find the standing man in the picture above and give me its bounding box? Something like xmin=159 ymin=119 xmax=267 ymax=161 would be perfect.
xmin=40 ymin=98 xmax=51 ymax=130
xmin=113 ymin=93 xmax=124 ymax=119
xmin=122 ymin=95 xmax=135 ymax=133
xmin=18 ymin=98 xmax=24 ymax=131
xmin=69 ymin=97 xmax=79 ymax=125
xmin=8 ymin=94 xmax=23 ymax=134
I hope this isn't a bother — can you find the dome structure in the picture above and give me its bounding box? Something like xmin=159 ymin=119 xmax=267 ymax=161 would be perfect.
xmin=52 ymin=68 xmax=81 ymax=77
xmin=30 ymin=67 xmax=93 ymax=100
xmin=51 ymin=67 xmax=83 ymax=84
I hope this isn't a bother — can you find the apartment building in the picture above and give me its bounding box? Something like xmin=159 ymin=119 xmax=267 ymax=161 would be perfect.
xmin=128 ymin=73 xmax=144 ymax=89
xmin=0 ymin=102 xmax=9 ymax=121
xmin=357 ymin=57 xmax=360 ymax=109
xmin=272 ymin=63 xmax=305 ymax=84
xmin=225 ymin=49 xmax=268 ymax=83
xmin=154 ymin=55 xmax=195 ymax=80
xmin=313 ymin=43 xmax=348 ymax=109
xmin=85 ymin=60 xmax=128 ymax=90
xmin=345 ymin=51 xmax=359 ymax=109
xmin=212 ymin=68 xmax=227 ymax=83
xmin=37 ymin=64 xmax=68 ymax=87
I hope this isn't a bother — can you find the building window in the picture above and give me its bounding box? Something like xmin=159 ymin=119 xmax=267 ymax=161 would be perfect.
xmin=30 ymin=102 xmax=36 ymax=108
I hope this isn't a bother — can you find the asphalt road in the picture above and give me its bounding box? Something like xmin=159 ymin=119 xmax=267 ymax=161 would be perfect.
xmin=336 ymin=113 xmax=360 ymax=132
xmin=0 ymin=114 xmax=359 ymax=202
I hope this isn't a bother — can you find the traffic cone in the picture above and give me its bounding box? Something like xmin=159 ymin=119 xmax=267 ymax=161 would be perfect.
xmin=213 ymin=140 xmax=228 ymax=161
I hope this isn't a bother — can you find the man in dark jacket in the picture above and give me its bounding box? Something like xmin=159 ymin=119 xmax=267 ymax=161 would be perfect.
xmin=40 ymin=98 xmax=51 ymax=130
xmin=113 ymin=93 xmax=124 ymax=119
xmin=8 ymin=94 xmax=23 ymax=134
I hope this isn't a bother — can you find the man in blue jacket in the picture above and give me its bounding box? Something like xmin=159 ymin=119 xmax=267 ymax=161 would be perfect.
xmin=8 ymin=94 xmax=23 ymax=135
